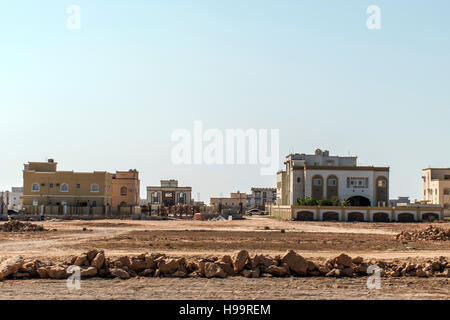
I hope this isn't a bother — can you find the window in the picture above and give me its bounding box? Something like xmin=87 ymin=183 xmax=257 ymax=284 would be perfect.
xmin=31 ymin=183 xmax=40 ymax=192
xmin=91 ymin=184 xmax=99 ymax=192
xmin=60 ymin=183 xmax=69 ymax=192
xmin=444 ymin=203 xmax=449 ymax=209
xmin=92 ymin=200 xmax=97 ymax=207
xmin=328 ymin=178 xmax=337 ymax=187
xmin=347 ymin=177 xmax=368 ymax=188
xmin=49 ymin=183 xmax=53 ymax=188
xmin=313 ymin=178 xmax=322 ymax=186
xmin=263 ymin=192 xmax=266 ymax=198
xmin=76 ymin=184 xmax=80 ymax=189
xmin=120 ymin=187 xmax=128 ymax=196
xmin=255 ymin=191 xmax=261 ymax=197
xmin=297 ymin=177 xmax=301 ymax=183
xmin=61 ymin=201 xmax=67 ymax=206
xmin=32 ymin=200 xmax=39 ymax=206
xmin=444 ymin=189 xmax=450 ymax=195
xmin=378 ymin=179 xmax=386 ymax=188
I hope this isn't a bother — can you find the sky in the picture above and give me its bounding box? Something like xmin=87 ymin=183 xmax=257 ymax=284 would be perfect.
xmin=0 ymin=0 xmax=449 ymax=202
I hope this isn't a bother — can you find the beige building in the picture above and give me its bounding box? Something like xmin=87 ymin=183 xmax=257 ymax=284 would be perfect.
xmin=23 ymin=159 xmax=112 ymax=212
xmin=277 ymin=149 xmax=389 ymax=207
xmin=422 ymin=168 xmax=450 ymax=217
xmin=112 ymin=170 xmax=140 ymax=208
xmin=147 ymin=180 xmax=192 ymax=208
xmin=210 ymin=191 xmax=248 ymax=211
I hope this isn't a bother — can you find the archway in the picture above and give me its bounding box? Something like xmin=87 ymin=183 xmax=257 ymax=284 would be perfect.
xmin=347 ymin=212 xmax=364 ymax=222
xmin=397 ymin=212 xmax=415 ymax=222
xmin=295 ymin=211 xmax=314 ymax=221
xmin=373 ymin=212 xmax=390 ymax=222
xmin=347 ymin=196 xmax=371 ymax=207
xmin=323 ymin=212 xmax=339 ymax=221
xmin=422 ymin=212 xmax=439 ymax=222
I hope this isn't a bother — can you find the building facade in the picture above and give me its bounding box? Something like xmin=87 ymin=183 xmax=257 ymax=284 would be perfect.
xmin=112 ymin=170 xmax=140 ymax=208
xmin=23 ymin=159 xmax=112 ymax=211
xmin=247 ymin=188 xmax=277 ymax=208
xmin=422 ymin=168 xmax=450 ymax=217
xmin=7 ymin=187 xmax=23 ymax=210
xmin=210 ymin=192 xmax=248 ymax=211
xmin=277 ymin=149 xmax=389 ymax=207
xmin=147 ymin=180 xmax=192 ymax=207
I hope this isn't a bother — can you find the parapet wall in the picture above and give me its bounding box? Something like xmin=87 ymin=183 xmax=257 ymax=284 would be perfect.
xmin=267 ymin=204 xmax=443 ymax=222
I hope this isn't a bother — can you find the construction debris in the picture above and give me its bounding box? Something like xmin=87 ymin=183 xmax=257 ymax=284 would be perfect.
xmin=396 ymin=225 xmax=450 ymax=241
xmin=0 ymin=221 xmax=46 ymax=232
xmin=0 ymin=250 xmax=448 ymax=281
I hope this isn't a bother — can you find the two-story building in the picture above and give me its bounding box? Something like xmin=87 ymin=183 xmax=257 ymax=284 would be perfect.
xmin=277 ymin=149 xmax=389 ymax=207
xmin=422 ymin=168 xmax=450 ymax=217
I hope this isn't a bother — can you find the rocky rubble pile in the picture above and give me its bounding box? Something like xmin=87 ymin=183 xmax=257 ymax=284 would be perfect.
xmin=0 ymin=221 xmax=46 ymax=232
xmin=0 ymin=250 xmax=448 ymax=281
xmin=396 ymin=225 xmax=450 ymax=241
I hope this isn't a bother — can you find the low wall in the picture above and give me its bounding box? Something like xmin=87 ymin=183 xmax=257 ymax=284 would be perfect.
xmin=22 ymin=205 xmax=141 ymax=218
xmin=267 ymin=204 xmax=444 ymax=222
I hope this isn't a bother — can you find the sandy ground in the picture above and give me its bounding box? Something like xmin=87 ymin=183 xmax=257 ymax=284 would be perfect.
xmin=0 ymin=217 xmax=449 ymax=299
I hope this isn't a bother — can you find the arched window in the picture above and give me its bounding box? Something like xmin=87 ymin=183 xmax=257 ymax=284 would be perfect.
xmin=32 ymin=183 xmax=40 ymax=192
xmin=91 ymin=184 xmax=99 ymax=192
xmin=311 ymin=175 xmax=324 ymax=200
xmin=120 ymin=186 xmax=128 ymax=196
xmin=60 ymin=183 xmax=69 ymax=192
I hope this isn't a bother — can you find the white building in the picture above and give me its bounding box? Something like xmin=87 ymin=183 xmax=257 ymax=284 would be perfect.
xmin=7 ymin=187 xmax=23 ymax=211
xmin=277 ymin=149 xmax=389 ymax=207
xmin=422 ymin=168 xmax=450 ymax=217
xmin=147 ymin=180 xmax=192 ymax=208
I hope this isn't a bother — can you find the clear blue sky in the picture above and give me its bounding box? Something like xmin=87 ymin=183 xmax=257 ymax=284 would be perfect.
xmin=1 ymin=0 xmax=449 ymax=202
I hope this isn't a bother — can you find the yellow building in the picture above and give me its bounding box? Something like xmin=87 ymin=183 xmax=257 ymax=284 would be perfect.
xmin=23 ymin=159 xmax=112 ymax=212
xmin=210 ymin=191 xmax=248 ymax=211
xmin=112 ymin=170 xmax=140 ymax=208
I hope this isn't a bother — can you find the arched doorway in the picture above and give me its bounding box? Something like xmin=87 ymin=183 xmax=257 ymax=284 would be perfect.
xmin=347 ymin=196 xmax=371 ymax=207
xmin=323 ymin=212 xmax=339 ymax=221
xmin=295 ymin=211 xmax=314 ymax=221
xmin=397 ymin=212 xmax=415 ymax=222
xmin=347 ymin=212 xmax=364 ymax=222
xmin=373 ymin=212 xmax=390 ymax=222
xmin=422 ymin=212 xmax=439 ymax=222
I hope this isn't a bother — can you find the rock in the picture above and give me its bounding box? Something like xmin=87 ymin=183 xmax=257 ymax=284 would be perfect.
xmin=204 ymin=262 xmax=227 ymax=278
xmin=233 ymin=250 xmax=250 ymax=272
xmin=117 ymin=256 xmax=131 ymax=268
xmin=173 ymin=270 xmax=187 ymax=278
xmin=281 ymin=250 xmax=308 ymax=276
xmin=19 ymin=261 xmax=38 ymax=276
xmin=47 ymin=266 xmax=67 ymax=279
xmin=216 ymin=262 xmax=235 ymax=275
xmin=266 ymin=264 xmax=289 ymax=277
xmin=153 ymin=269 xmax=161 ymax=277
xmin=352 ymin=256 xmax=364 ymax=264
xmin=37 ymin=267 xmax=49 ymax=278
xmin=325 ymin=269 xmax=337 ymax=277
xmin=335 ymin=253 xmax=353 ymax=268
xmin=80 ymin=266 xmax=97 ymax=277
xmin=354 ymin=265 xmax=368 ymax=274
xmin=221 ymin=255 xmax=233 ymax=264
xmin=110 ymin=268 xmax=130 ymax=279
xmin=308 ymin=270 xmax=320 ymax=276
xmin=243 ymin=270 xmax=252 ymax=278
xmin=252 ymin=254 xmax=274 ymax=269
xmin=158 ymin=259 xmax=185 ymax=275
xmin=73 ymin=254 xmax=88 ymax=267
xmin=319 ymin=266 xmax=330 ymax=274
xmin=339 ymin=267 xmax=353 ymax=277
xmin=416 ymin=268 xmax=428 ymax=277
xmin=85 ymin=250 xmax=98 ymax=262
xmin=307 ymin=261 xmax=318 ymax=271
xmin=130 ymin=258 xmax=148 ymax=272
xmin=140 ymin=269 xmax=154 ymax=276
xmin=0 ymin=256 xmax=24 ymax=280
xmin=91 ymin=251 xmax=105 ymax=270
xmin=251 ymin=268 xmax=261 ymax=278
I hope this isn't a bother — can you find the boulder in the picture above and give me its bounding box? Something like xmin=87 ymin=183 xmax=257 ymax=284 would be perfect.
xmin=204 ymin=262 xmax=227 ymax=278
xmin=110 ymin=268 xmax=130 ymax=279
xmin=338 ymin=267 xmax=353 ymax=277
xmin=117 ymin=256 xmax=131 ymax=268
xmin=80 ymin=266 xmax=97 ymax=277
xmin=216 ymin=262 xmax=235 ymax=275
xmin=85 ymin=250 xmax=98 ymax=262
xmin=266 ymin=264 xmax=289 ymax=277
xmin=251 ymin=268 xmax=261 ymax=278
xmin=233 ymin=250 xmax=250 ymax=272
xmin=243 ymin=269 xmax=252 ymax=278
xmin=37 ymin=267 xmax=49 ymax=278
xmin=47 ymin=266 xmax=67 ymax=279
xmin=158 ymin=258 xmax=186 ymax=275
xmin=252 ymin=254 xmax=274 ymax=269
xmin=352 ymin=256 xmax=364 ymax=264
xmin=319 ymin=266 xmax=330 ymax=274
xmin=307 ymin=261 xmax=318 ymax=271
xmin=73 ymin=254 xmax=88 ymax=267
xmin=13 ymin=272 xmax=30 ymax=278
xmin=221 ymin=255 xmax=233 ymax=264
xmin=281 ymin=250 xmax=308 ymax=276
xmin=173 ymin=270 xmax=187 ymax=278
xmin=140 ymin=269 xmax=154 ymax=276
xmin=91 ymin=251 xmax=105 ymax=270
xmin=130 ymin=258 xmax=148 ymax=272
xmin=0 ymin=256 xmax=24 ymax=280
xmin=335 ymin=253 xmax=353 ymax=268
xmin=415 ymin=268 xmax=428 ymax=278
xmin=19 ymin=261 xmax=38 ymax=276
